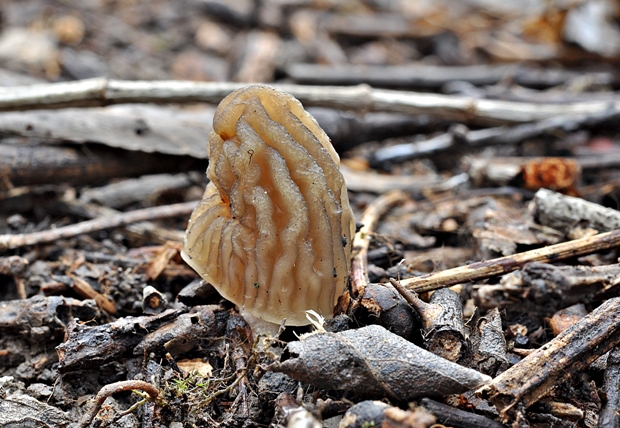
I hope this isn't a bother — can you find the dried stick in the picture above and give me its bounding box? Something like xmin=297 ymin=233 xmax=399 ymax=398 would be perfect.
xmin=62 ymin=199 xmax=185 ymax=244
xmin=350 ymin=190 xmax=408 ymax=296
xmin=286 ymin=63 xmax=615 ymax=90
xmin=372 ymin=108 xmax=620 ymax=165
xmin=0 ymin=201 xmax=197 ymax=251
xmin=478 ymin=297 xmax=620 ymax=422
xmin=2 ymin=78 xmax=620 ymax=125
xmin=76 ymin=380 xmax=159 ymax=428
xmin=400 ymin=229 xmax=620 ymax=293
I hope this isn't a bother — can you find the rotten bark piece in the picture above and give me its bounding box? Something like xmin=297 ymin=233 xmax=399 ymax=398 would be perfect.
xmin=269 ymin=324 xmax=491 ymax=401
xmin=132 ymin=306 xmax=229 ymax=356
xmin=4 ymin=78 xmax=620 ymax=126
xmin=57 ymin=308 xmax=178 ymax=372
xmin=478 ymin=262 xmax=620 ymax=315
xmin=79 ymin=173 xmax=193 ymax=209
xmin=535 ymin=188 xmax=620 ymax=234
xmin=467 ymin=308 xmax=509 ymax=376
xmin=286 ymin=63 xmax=615 ymax=90
xmin=599 ymin=346 xmax=620 ymax=428
xmin=353 ymin=282 xmax=419 ymax=341
xmin=0 ymin=295 xmax=98 ymax=339
xmin=425 ymin=288 xmax=468 ymax=362
xmin=176 ymin=279 xmax=218 ymax=306
xmin=465 ymin=197 xmax=545 ymax=260
xmin=0 ymin=392 xmax=72 ymax=427
xmin=0 ymin=104 xmax=214 ymax=159
xmin=399 ymin=229 xmax=620 ymax=294
xmin=274 ymin=392 xmax=321 ymax=428
xmin=57 ymin=307 xmax=223 ymax=373
xmin=0 ymin=143 xmax=202 ymax=188
xmin=477 ymin=297 xmax=620 ymax=422
xmin=307 ymin=108 xmax=438 ymax=154
xmin=390 ymin=280 xmax=467 ymax=362
xmin=420 ymin=398 xmax=505 ymax=428
xmin=0 ymin=200 xmax=197 ymax=251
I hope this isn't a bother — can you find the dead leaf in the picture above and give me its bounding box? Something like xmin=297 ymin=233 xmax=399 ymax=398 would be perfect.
xmin=269 ymin=325 xmax=491 ymax=401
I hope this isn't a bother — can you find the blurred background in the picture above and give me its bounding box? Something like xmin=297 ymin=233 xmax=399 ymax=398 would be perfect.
xmin=1 ymin=0 xmax=619 ymax=85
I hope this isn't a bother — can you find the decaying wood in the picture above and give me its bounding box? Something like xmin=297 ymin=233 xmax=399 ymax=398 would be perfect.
xmin=79 ymin=173 xmax=194 ymax=208
xmin=56 ymin=305 xmax=228 ymax=372
xmin=3 ymin=78 xmax=620 ymax=125
xmin=0 ymin=391 xmax=72 ymax=427
xmin=476 ymin=262 xmax=620 ymax=313
xmin=478 ymin=297 xmax=620 ymax=421
xmin=400 ymin=229 xmax=620 ymax=294
xmin=535 ymin=188 xmax=620 ymax=234
xmin=599 ymin=346 xmax=620 ymax=428
xmin=0 ymin=144 xmax=202 ymax=188
xmin=0 ymin=105 xmax=213 ymax=159
xmin=354 ymin=282 xmax=419 ymax=341
xmin=390 ymin=279 xmax=466 ymax=362
xmin=0 ymin=200 xmax=197 ymax=251
xmin=467 ymin=308 xmax=509 ymax=376
xmin=0 ymin=105 xmax=425 ymax=159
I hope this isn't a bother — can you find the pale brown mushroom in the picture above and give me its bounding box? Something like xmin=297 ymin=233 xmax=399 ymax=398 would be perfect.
xmin=182 ymin=85 xmax=355 ymax=326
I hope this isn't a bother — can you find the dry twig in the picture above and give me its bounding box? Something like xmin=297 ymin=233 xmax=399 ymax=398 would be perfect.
xmin=478 ymin=297 xmax=620 ymax=421
xmin=400 ymin=229 xmax=620 ymax=293
xmin=2 ymin=78 xmax=620 ymax=125
xmin=0 ymin=201 xmax=197 ymax=251
xmin=350 ymin=190 xmax=408 ymax=295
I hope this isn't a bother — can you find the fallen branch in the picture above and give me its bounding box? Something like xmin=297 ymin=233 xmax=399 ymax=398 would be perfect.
xmin=76 ymin=380 xmax=159 ymax=428
xmin=477 ymin=297 xmax=620 ymax=421
xmin=0 ymin=201 xmax=197 ymax=251
xmin=286 ymin=63 xmax=616 ymax=90
xmin=2 ymin=78 xmax=620 ymax=125
xmin=371 ymin=108 xmax=620 ymax=165
xmin=400 ymin=229 xmax=620 ymax=293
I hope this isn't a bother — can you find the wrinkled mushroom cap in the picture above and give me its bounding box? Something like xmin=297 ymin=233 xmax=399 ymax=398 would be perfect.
xmin=182 ymin=85 xmax=355 ymax=326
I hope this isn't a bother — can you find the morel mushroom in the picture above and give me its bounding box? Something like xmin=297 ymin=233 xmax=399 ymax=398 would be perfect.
xmin=182 ymin=85 xmax=355 ymax=326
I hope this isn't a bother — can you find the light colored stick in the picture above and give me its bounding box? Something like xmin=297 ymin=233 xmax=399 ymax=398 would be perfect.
xmin=401 ymin=229 xmax=620 ymax=293
xmin=0 ymin=201 xmax=197 ymax=250
xmin=1 ymin=78 xmax=619 ymax=125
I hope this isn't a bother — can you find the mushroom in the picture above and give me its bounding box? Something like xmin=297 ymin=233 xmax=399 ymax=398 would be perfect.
xmin=182 ymin=85 xmax=355 ymax=329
